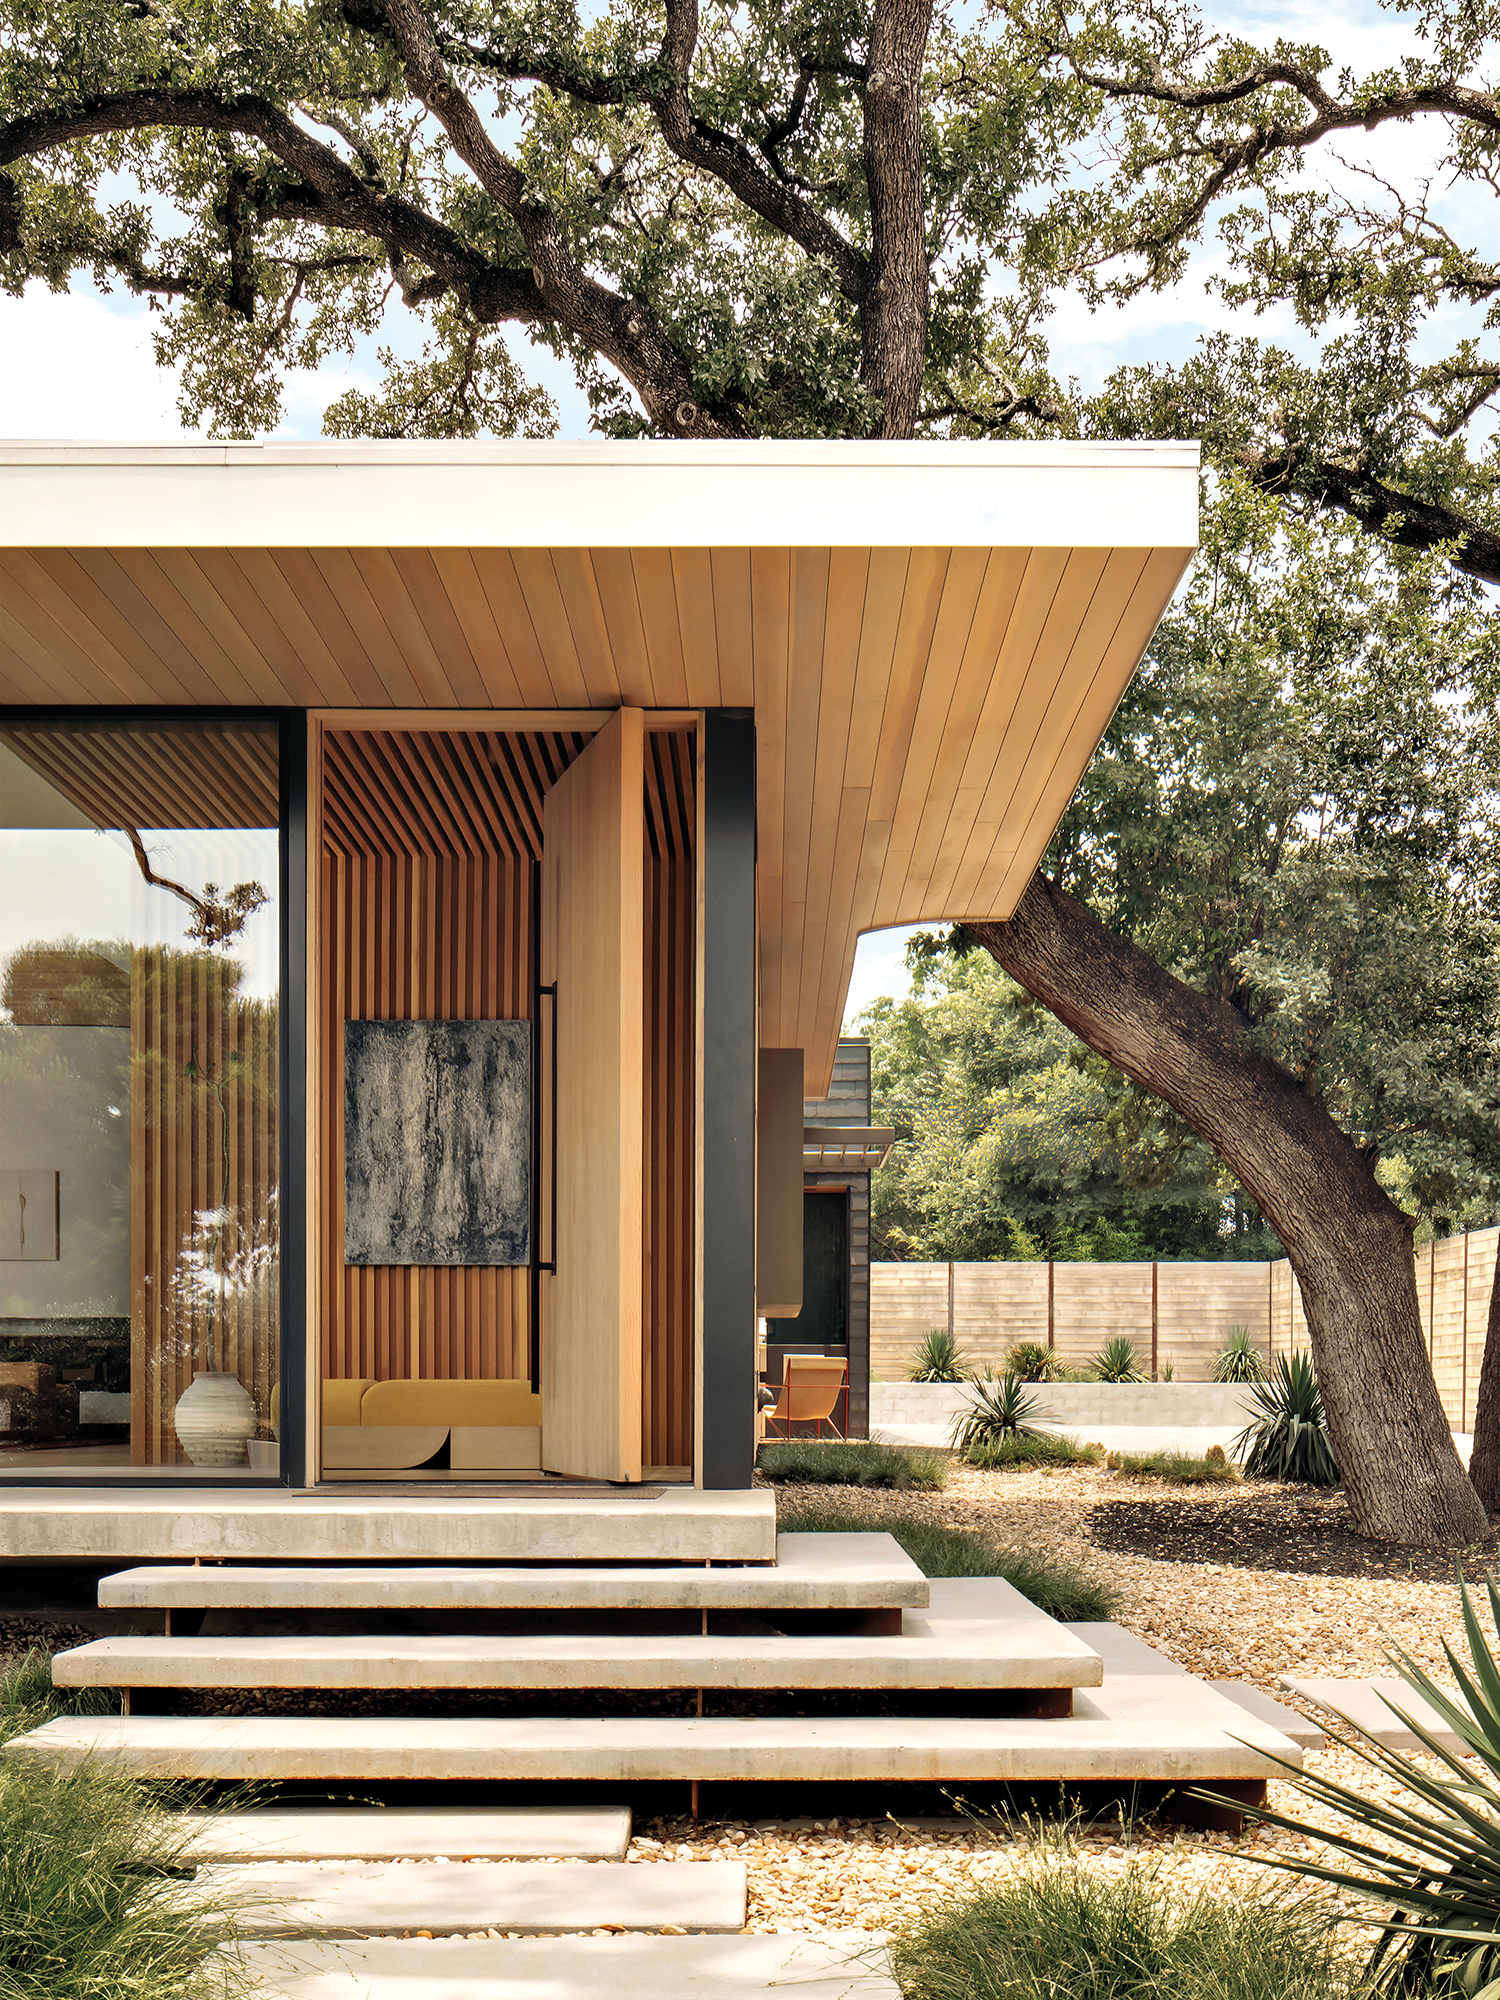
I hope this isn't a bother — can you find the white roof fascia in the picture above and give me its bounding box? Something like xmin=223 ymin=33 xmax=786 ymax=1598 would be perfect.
xmin=0 ymin=439 xmax=1201 ymax=551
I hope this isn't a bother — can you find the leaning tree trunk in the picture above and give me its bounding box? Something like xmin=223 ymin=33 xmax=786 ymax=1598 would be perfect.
xmin=1465 ymin=1251 xmax=1500 ymax=1517
xmin=966 ymin=876 xmax=1486 ymax=1548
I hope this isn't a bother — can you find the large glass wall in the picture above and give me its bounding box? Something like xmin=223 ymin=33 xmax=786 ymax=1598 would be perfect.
xmin=0 ymin=719 xmax=281 ymax=1478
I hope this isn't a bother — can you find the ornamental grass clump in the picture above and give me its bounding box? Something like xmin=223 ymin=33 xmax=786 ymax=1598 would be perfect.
xmin=774 ymin=1496 xmax=1115 ymax=1619
xmin=1213 ymin=1324 xmax=1268 ymax=1382
xmin=1090 ymin=1336 xmax=1146 ymax=1383
xmin=950 ymin=1374 xmax=1052 ymax=1454
xmin=965 ymin=1432 xmax=1104 ymax=1471
xmin=1112 ymin=1449 xmax=1238 ymax=1485
xmin=892 ymin=1857 xmax=1357 ymax=2000
xmin=1216 ymin=1570 xmax=1500 ymax=1998
xmin=0 ymin=1649 xmax=249 ymax=2000
xmin=756 ymin=1437 xmax=947 ymax=1489
xmin=1006 ymin=1340 xmax=1061 ymax=1382
xmin=1232 ymin=1351 xmax=1338 ymax=1486
xmin=908 ymin=1329 xmax=968 ymax=1382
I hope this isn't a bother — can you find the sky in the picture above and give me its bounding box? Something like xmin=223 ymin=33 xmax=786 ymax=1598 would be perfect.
xmin=0 ymin=0 xmax=1474 ymax=1024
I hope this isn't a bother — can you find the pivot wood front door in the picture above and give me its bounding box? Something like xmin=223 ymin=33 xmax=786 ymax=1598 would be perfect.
xmin=540 ymin=708 xmax=645 ymax=1482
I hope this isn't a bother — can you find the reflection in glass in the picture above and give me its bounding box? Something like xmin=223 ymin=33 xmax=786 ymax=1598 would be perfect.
xmin=0 ymin=722 xmax=280 ymax=1476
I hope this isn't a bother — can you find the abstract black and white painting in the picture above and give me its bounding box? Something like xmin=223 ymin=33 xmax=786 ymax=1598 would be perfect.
xmin=344 ymin=1020 xmax=531 ymax=1266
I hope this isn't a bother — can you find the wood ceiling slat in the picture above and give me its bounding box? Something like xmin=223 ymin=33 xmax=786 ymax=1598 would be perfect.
xmin=107 ymin=550 xmax=259 ymax=706
xmin=8 ymin=550 xmax=176 ymax=703
xmin=2 ymin=721 xmax=278 ymax=828
xmin=186 ymin=549 xmax=334 ymax=707
xmin=630 ymin=549 xmax=689 ymax=707
xmin=428 ymin=550 xmax=526 ymax=707
xmin=387 ymin=550 xmax=490 ymax=709
xmin=359 ymin=731 xmax=454 ymax=855
xmin=780 ymin=548 xmax=830 ymax=1044
xmin=350 ymin=549 xmax=463 ymax=708
xmin=263 ymin=550 xmax=392 ymax=707
xmin=307 ymin=550 xmax=425 ymax=705
xmin=468 ymin=550 xmax=560 ymax=706
xmin=587 ymin=549 xmax=654 ymax=705
xmin=548 ymin=550 xmax=623 ymax=707
xmin=509 ymin=550 xmax=590 ymax=707
xmin=64 ymin=549 xmax=226 ymax=706
xmin=709 ymin=549 xmax=755 ymax=707
xmin=749 ymin=548 xmax=791 ymax=1038
xmin=865 ymin=548 xmax=951 ymax=832
xmin=0 ymin=596 xmax=101 ymax=704
xmin=841 ymin=549 xmax=911 ymax=796
xmin=324 ymin=738 xmax=412 ymax=855
xmin=440 ymin=730 xmax=530 ymax=858
xmin=669 ymin=549 xmax=721 ymax=708
xmin=796 ymin=548 xmax=867 ymax=1042
xmin=145 ymin=551 xmax=302 ymax=708
xmin=228 ymin=549 xmax=361 ymax=706
xmin=394 ymin=731 xmax=491 ymax=857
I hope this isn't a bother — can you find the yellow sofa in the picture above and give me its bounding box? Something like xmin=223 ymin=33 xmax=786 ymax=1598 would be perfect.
xmin=321 ymin=1377 xmax=543 ymax=1473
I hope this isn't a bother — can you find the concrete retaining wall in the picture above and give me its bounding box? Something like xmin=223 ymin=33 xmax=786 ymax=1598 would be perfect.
xmin=870 ymin=1381 xmax=1260 ymax=1428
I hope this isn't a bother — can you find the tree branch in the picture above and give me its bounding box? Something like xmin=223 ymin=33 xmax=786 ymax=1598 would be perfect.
xmin=1246 ymin=448 xmax=1500 ymax=587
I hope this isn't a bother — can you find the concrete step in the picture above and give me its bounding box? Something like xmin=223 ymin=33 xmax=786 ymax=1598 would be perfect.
xmin=52 ymin=1579 xmax=1101 ymax=1692
xmin=1210 ymin=1681 xmax=1326 ymax=1752
xmin=96 ymin=1533 xmax=929 ymax=1613
xmin=179 ymin=1805 xmax=631 ymax=1862
xmin=226 ymin=1929 xmax=898 ymax=1998
xmin=6 ymin=1674 xmax=1300 ymax=1783
xmin=197 ymin=1859 xmax=745 ymax=1937
xmin=0 ymin=1486 xmax=775 ymax=1565
xmin=1282 ymin=1674 xmax=1464 ymax=1752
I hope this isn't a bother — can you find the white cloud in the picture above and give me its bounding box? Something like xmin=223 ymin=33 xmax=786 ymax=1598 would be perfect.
xmin=0 ymin=285 xmax=187 ymax=437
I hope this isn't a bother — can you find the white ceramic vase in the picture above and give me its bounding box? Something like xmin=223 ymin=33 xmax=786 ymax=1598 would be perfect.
xmin=173 ymin=1369 xmax=256 ymax=1467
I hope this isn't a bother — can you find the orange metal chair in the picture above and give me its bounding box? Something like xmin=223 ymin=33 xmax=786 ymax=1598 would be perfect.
xmin=764 ymin=1355 xmax=849 ymax=1440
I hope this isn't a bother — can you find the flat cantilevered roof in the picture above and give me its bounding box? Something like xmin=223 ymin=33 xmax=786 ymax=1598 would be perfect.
xmin=0 ymin=439 xmax=1199 ymax=1090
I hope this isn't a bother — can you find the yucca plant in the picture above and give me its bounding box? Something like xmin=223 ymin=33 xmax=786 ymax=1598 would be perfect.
xmin=1214 ymin=1571 xmax=1500 ymax=1997
xmin=1213 ymin=1324 xmax=1267 ymax=1383
xmin=1007 ymin=1339 xmax=1060 ymax=1382
xmin=908 ymin=1328 xmax=967 ymax=1382
xmin=951 ymin=1372 xmax=1052 ymax=1452
xmin=1091 ymin=1335 xmax=1145 ymax=1383
xmin=1232 ymin=1350 xmax=1339 ymax=1486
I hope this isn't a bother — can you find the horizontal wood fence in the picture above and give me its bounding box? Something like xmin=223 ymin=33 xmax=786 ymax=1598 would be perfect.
xmin=873 ymin=1226 xmax=1498 ymax=1431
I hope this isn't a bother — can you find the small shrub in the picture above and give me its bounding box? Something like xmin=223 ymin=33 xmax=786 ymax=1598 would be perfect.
xmin=1006 ymin=1340 xmax=1059 ymax=1382
xmin=1213 ymin=1324 xmax=1267 ymax=1383
xmin=1206 ymin=1443 xmax=1227 ymax=1466
xmin=1157 ymin=1360 xmax=1175 ymax=1381
xmin=1232 ymin=1351 xmax=1338 ymax=1486
xmin=756 ymin=1437 xmax=947 ymax=1489
xmin=1091 ymin=1336 xmax=1145 ymax=1383
xmin=965 ymin=1432 xmax=1104 ymax=1471
xmin=908 ymin=1329 xmax=967 ymax=1382
xmin=774 ymin=1497 xmax=1115 ymax=1618
xmin=893 ymin=1859 xmax=1356 ymax=2000
xmin=1112 ymin=1449 xmax=1238 ymax=1485
xmin=951 ymin=1374 xmax=1052 ymax=1453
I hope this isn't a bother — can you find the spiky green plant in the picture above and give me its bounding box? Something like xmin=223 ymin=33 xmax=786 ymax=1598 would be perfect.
xmin=1007 ymin=1340 xmax=1060 ymax=1382
xmin=907 ymin=1328 xmax=968 ymax=1382
xmin=1215 ymin=1571 xmax=1500 ymax=1997
xmin=1091 ymin=1335 xmax=1145 ymax=1383
xmin=1232 ymin=1350 xmax=1339 ymax=1486
xmin=1213 ymin=1325 xmax=1268 ymax=1382
xmin=950 ymin=1373 xmax=1051 ymax=1453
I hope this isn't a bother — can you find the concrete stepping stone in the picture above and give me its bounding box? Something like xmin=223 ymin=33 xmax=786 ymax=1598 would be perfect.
xmin=226 ymin=1928 xmax=898 ymax=1998
xmin=178 ymin=1805 xmax=630 ymax=1862
xmin=52 ymin=1577 xmax=1103 ymax=1692
xmin=200 ymin=1858 xmax=746 ymax=1937
xmin=1210 ymin=1682 xmax=1326 ymax=1751
xmin=98 ymin=1534 xmax=928 ymax=1612
xmin=6 ymin=1673 xmax=1301 ymax=1783
xmin=1282 ymin=1676 xmax=1466 ymax=1753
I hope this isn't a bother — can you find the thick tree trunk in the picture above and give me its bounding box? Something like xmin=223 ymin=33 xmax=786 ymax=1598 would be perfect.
xmin=861 ymin=0 xmax=931 ymax=436
xmin=967 ymin=877 xmax=1486 ymax=1548
xmin=1466 ymin=1251 xmax=1500 ymax=1516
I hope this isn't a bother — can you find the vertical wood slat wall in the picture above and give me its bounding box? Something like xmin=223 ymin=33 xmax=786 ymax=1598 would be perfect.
xmin=642 ymin=729 xmax=696 ymax=1471
xmin=131 ymin=949 xmax=278 ymax=1462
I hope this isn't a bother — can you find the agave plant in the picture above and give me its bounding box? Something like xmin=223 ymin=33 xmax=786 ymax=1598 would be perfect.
xmin=951 ymin=1373 xmax=1052 ymax=1453
xmin=908 ymin=1329 xmax=968 ymax=1382
xmin=1232 ymin=1350 xmax=1338 ymax=1486
xmin=1090 ymin=1335 xmax=1145 ymax=1383
xmin=1218 ymin=1571 xmax=1500 ymax=1996
xmin=1212 ymin=1324 xmax=1267 ymax=1383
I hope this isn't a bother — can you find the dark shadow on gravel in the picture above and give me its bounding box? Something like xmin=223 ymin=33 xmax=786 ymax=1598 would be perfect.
xmin=1087 ymin=1489 xmax=1499 ymax=1584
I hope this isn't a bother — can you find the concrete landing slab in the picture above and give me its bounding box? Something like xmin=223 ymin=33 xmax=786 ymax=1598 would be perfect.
xmin=8 ymin=1674 xmax=1300 ymax=1783
xmin=179 ymin=1806 xmax=631 ymax=1862
xmin=201 ymin=1859 xmax=746 ymax=1937
xmin=54 ymin=1576 xmax=1101 ymax=1691
xmin=1064 ymin=1624 xmax=1189 ymax=1676
xmin=226 ymin=1929 xmax=898 ymax=1998
xmin=96 ymin=1534 xmax=929 ymax=1613
xmin=1282 ymin=1676 xmax=1465 ymax=1753
xmin=0 ymin=1487 xmax=776 ymax=1565
xmin=1210 ymin=1682 xmax=1326 ymax=1752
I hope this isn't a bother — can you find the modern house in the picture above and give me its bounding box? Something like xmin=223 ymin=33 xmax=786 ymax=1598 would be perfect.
xmin=0 ymin=441 xmax=1306 ymax=1828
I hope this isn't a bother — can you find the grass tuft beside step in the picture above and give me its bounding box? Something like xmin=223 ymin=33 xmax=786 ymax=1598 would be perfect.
xmin=964 ymin=1433 xmax=1105 ymax=1471
xmin=758 ymin=1438 xmax=948 ymax=1489
xmin=776 ymin=1496 xmax=1115 ymax=1621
